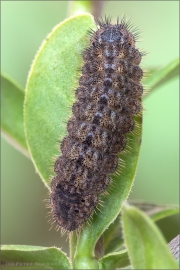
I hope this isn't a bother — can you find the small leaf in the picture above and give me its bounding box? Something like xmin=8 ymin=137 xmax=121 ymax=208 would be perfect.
xmin=74 ymin=115 xmax=142 ymax=268
xmin=122 ymin=204 xmax=178 ymax=269
xmin=99 ymin=250 xmax=130 ymax=269
xmin=149 ymin=206 xmax=179 ymax=222
xmin=24 ymin=13 xmax=95 ymax=188
xmin=1 ymin=245 xmax=71 ymax=270
xmin=128 ymin=201 xmax=179 ymax=222
xmin=1 ymin=73 xmax=28 ymax=157
xmin=144 ymin=58 xmax=179 ymax=94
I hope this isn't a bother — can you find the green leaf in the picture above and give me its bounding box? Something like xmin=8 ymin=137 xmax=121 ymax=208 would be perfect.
xmin=1 ymin=245 xmax=71 ymax=270
xmin=149 ymin=206 xmax=179 ymax=222
xmin=74 ymin=115 xmax=142 ymax=268
xmin=122 ymin=204 xmax=178 ymax=269
xmin=24 ymin=13 xmax=95 ymax=188
xmin=99 ymin=250 xmax=130 ymax=269
xmin=1 ymin=72 xmax=28 ymax=157
xmin=144 ymin=58 xmax=179 ymax=94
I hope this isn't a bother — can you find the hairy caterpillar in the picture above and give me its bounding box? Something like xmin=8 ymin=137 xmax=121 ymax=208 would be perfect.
xmin=50 ymin=17 xmax=144 ymax=232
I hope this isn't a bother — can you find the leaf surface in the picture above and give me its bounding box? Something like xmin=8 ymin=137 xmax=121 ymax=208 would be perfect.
xmin=1 ymin=245 xmax=71 ymax=270
xmin=24 ymin=13 xmax=95 ymax=188
xmin=122 ymin=204 xmax=178 ymax=269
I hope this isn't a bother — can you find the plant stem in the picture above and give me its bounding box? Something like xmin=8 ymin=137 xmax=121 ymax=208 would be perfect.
xmin=69 ymin=232 xmax=77 ymax=263
xmin=68 ymin=1 xmax=105 ymax=22
xmin=95 ymin=235 xmax=104 ymax=259
xmin=91 ymin=0 xmax=104 ymax=22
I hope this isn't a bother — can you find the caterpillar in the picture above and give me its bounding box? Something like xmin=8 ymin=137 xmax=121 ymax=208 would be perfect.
xmin=50 ymin=17 xmax=144 ymax=232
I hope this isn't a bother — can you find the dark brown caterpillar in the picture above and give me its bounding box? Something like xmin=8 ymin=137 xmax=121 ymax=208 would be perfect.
xmin=50 ymin=17 xmax=144 ymax=231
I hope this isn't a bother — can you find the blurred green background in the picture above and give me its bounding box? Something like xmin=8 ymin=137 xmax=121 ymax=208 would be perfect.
xmin=1 ymin=1 xmax=179 ymax=255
